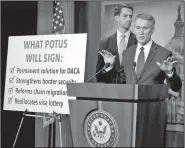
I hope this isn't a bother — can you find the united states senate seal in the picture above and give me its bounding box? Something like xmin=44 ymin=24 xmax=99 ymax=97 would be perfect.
xmin=84 ymin=110 xmax=118 ymax=147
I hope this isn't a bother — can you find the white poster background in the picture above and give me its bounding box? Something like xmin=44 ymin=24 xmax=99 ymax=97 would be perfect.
xmin=3 ymin=33 xmax=87 ymax=114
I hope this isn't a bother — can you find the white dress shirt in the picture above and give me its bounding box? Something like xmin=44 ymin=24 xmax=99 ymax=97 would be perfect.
xmin=134 ymin=40 xmax=153 ymax=71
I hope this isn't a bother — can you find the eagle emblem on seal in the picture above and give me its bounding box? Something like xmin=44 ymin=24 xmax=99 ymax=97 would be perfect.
xmin=93 ymin=121 xmax=107 ymax=139
xmin=84 ymin=111 xmax=118 ymax=147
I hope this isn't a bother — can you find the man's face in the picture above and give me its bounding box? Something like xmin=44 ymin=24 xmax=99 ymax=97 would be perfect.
xmin=115 ymin=7 xmax=133 ymax=29
xmin=134 ymin=18 xmax=154 ymax=46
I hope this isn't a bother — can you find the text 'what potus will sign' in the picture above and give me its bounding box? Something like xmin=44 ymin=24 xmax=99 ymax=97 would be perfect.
xmin=24 ymin=39 xmax=68 ymax=63
xmin=4 ymin=34 xmax=87 ymax=114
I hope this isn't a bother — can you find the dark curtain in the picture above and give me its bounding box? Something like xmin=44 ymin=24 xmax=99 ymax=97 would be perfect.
xmin=1 ymin=2 xmax=37 ymax=147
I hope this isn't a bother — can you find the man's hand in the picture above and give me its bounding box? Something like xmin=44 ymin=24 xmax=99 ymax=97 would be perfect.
xmin=99 ymin=50 xmax=116 ymax=66
xmin=156 ymin=56 xmax=177 ymax=74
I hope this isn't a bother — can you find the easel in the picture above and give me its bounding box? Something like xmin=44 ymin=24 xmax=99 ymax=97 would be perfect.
xmin=13 ymin=109 xmax=63 ymax=147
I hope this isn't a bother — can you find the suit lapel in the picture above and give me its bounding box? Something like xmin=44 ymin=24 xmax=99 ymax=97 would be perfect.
xmin=130 ymin=45 xmax=137 ymax=66
xmin=127 ymin=32 xmax=137 ymax=49
xmin=137 ymin=42 xmax=158 ymax=82
xmin=126 ymin=44 xmax=137 ymax=76
xmin=110 ymin=33 xmax=120 ymax=69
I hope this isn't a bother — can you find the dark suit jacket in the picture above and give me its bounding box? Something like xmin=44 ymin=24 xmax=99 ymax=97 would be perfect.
xmin=96 ymin=32 xmax=137 ymax=83
xmin=122 ymin=42 xmax=182 ymax=147
xmin=122 ymin=41 xmax=182 ymax=92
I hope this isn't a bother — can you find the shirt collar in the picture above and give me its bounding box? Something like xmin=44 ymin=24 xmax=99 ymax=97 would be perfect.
xmin=137 ymin=40 xmax=153 ymax=50
xmin=117 ymin=29 xmax=130 ymax=39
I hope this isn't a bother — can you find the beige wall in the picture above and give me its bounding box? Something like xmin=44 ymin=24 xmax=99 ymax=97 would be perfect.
xmin=84 ymin=2 xmax=101 ymax=82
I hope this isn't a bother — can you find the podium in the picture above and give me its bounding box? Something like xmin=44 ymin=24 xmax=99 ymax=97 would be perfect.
xmin=66 ymin=83 xmax=169 ymax=147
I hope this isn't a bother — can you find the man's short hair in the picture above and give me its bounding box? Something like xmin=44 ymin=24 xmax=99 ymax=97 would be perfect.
xmin=134 ymin=13 xmax=155 ymax=27
xmin=114 ymin=4 xmax=133 ymax=16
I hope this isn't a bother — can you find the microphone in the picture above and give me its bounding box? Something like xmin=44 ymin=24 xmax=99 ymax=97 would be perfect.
xmin=104 ymin=62 xmax=111 ymax=68
xmin=132 ymin=62 xmax=136 ymax=85
xmin=132 ymin=62 xmax=136 ymax=69
xmin=85 ymin=62 xmax=111 ymax=83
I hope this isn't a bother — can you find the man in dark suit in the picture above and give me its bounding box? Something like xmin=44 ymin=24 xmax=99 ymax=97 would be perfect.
xmin=99 ymin=13 xmax=182 ymax=147
xmin=96 ymin=4 xmax=137 ymax=83
xmin=122 ymin=13 xmax=182 ymax=147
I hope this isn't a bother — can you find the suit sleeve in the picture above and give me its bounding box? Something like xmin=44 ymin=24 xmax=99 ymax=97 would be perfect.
xmin=165 ymin=53 xmax=182 ymax=92
xmin=96 ymin=39 xmax=117 ymax=83
xmin=166 ymin=67 xmax=182 ymax=92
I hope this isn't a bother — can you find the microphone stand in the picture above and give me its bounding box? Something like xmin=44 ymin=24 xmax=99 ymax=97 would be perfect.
xmin=131 ymin=62 xmax=138 ymax=147
xmin=76 ymin=65 xmax=109 ymax=101
xmin=85 ymin=63 xmax=110 ymax=83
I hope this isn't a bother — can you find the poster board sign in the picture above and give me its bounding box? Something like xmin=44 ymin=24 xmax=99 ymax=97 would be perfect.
xmin=3 ymin=33 xmax=87 ymax=114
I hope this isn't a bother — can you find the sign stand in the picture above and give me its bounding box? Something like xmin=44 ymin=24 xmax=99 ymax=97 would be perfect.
xmin=13 ymin=109 xmax=63 ymax=148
